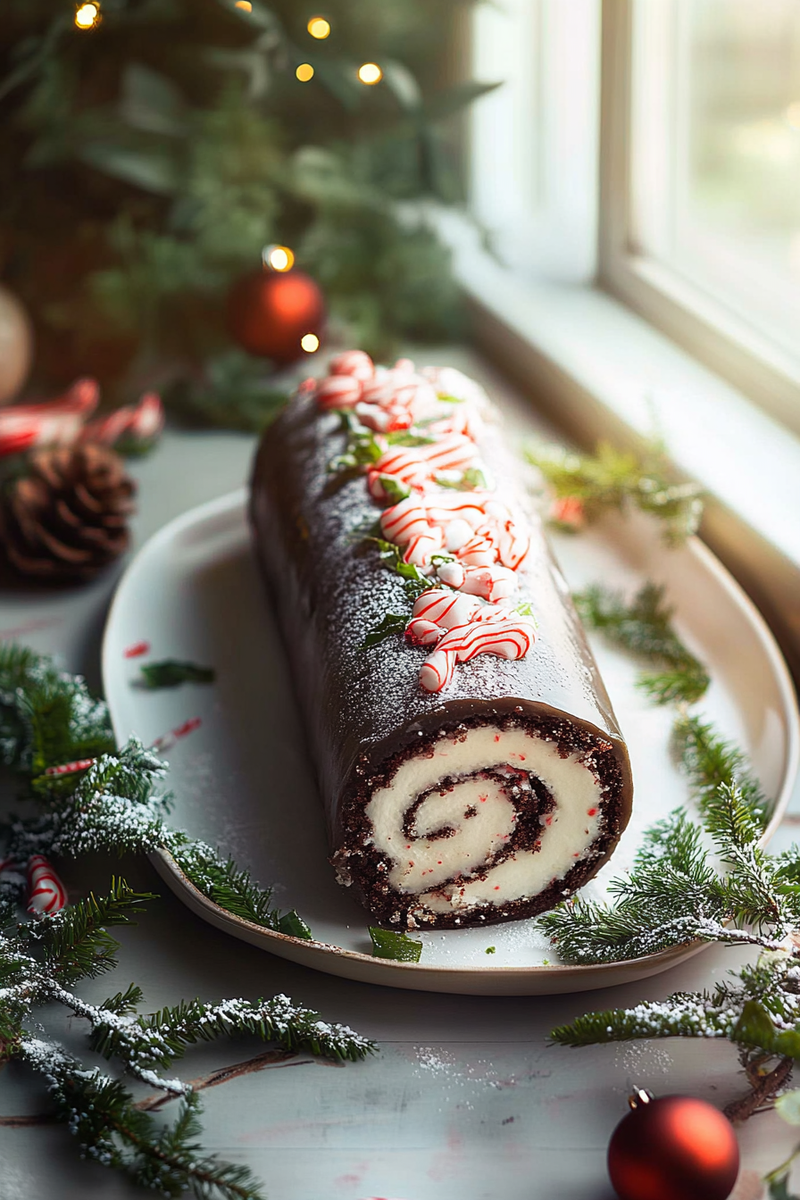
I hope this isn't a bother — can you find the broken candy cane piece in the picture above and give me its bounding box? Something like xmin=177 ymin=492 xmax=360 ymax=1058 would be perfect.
xmin=27 ymin=855 xmax=68 ymax=916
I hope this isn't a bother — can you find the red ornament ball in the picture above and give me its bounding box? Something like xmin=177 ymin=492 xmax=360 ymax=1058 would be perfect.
xmin=608 ymin=1093 xmax=739 ymax=1200
xmin=226 ymin=268 xmax=325 ymax=363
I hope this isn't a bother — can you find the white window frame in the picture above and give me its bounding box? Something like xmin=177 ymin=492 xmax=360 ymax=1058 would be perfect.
xmin=432 ymin=0 xmax=800 ymax=678
xmin=469 ymin=0 xmax=600 ymax=285
xmin=598 ymin=0 xmax=800 ymax=436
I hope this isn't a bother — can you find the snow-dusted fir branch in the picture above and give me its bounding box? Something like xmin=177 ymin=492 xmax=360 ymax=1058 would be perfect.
xmin=0 ymin=643 xmax=372 ymax=1195
xmin=20 ymin=1037 xmax=266 ymax=1200
xmin=2 ymin=883 xmax=374 ymax=1198
xmin=0 ymin=642 xmax=312 ymax=939
xmin=546 ymin=568 xmax=800 ymax=1160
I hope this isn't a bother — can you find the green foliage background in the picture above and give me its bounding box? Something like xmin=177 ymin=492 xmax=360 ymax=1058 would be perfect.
xmin=0 ymin=0 xmax=493 ymax=404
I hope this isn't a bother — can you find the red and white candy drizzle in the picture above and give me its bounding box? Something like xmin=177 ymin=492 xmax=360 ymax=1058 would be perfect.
xmin=26 ymin=855 xmax=68 ymax=917
xmin=311 ymin=354 xmax=536 ymax=691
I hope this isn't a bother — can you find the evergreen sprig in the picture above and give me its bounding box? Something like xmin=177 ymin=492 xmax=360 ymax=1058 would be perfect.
xmin=0 ymin=643 xmax=374 ymax=1197
xmin=0 ymin=647 xmax=309 ymax=939
xmin=546 ymin=565 xmax=800 ymax=1184
xmin=528 ymin=439 xmax=704 ymax=545
xmin=573 ymin=581 xmax=710 ymax=705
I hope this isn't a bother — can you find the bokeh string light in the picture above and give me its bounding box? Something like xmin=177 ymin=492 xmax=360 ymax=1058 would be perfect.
xmin=357 ymin=62 xmax=382 ymax=85
xmin=262 ymin=245 xmax=295 ymax=272
xmin=307 ymin=16 xmax=331 ymax=39
xmin=234 ymin=1 xmax=253 ymax=11
xmin=74 ymin=3 xmax=101 ymax=30
xmin=296 ymin=63 xmax=315 ymax=82
xmin=300 ymin=333 xmax=320 ymax=353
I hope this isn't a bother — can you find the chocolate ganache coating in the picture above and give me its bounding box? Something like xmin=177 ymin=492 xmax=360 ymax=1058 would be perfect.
xmin=249 ymin=368 xmax=633 ymax=929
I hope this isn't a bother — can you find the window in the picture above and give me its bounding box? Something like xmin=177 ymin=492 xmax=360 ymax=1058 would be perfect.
xmin=470 ymin=0 xmax=600 ymax=285
xmin=600 ymin=0 xmax=800 ymax=429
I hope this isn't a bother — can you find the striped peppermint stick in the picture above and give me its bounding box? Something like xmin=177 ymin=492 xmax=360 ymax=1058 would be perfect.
xmin=27 ymin=855 xmax=68 ymax=916
xmin=0 ymin=376 xmax=99 ymax=456
xmin=44 ymin=758 xmax=96 ymax=777
xmin=150 ymin=716 xmax=202 ymax=754
xmin=419 ymin=646 xmax=458 ymax=692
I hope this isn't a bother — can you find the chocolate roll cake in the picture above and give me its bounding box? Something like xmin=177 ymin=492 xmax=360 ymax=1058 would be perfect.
xmin=249 ymin=352 xmax=633 ymax=930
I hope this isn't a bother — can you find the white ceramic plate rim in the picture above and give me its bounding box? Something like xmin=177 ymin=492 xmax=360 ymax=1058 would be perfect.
xmin=103 ymin=490 xmax=800 ymax=994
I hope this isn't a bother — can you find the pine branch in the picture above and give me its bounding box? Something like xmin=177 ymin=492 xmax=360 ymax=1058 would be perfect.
xmin=26 ymin=879 xmax=156 ymax=985
xmin=551 ymin=987 xmax=744 ymax=1048
xmin=673 ymin=713 xmax=773 ymax=826
xmin=724 ymin=1055 xmax=794 ymax=1122
xmin=91 ymin=994 xmax=375 ymax=1072
xmin=527 ymin=438 xmax=704 ymax=544
xmin=0 ymin=645 xmax=114 ymax=773
xmin=168 ymin=839 xmax=312 ymax=939
xmin=21 ymin=1039 xmax=266 ymax=1200
xmin=573 ymin=582 xmax=710 ymax=705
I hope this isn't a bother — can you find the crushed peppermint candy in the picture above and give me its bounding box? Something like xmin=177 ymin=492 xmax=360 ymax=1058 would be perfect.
xmin=310 ymin=353 xmax=535 ymax=692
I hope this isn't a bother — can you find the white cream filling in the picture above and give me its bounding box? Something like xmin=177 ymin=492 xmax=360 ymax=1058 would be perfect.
xmin=365 ymin=725 xmax=603 ymax=913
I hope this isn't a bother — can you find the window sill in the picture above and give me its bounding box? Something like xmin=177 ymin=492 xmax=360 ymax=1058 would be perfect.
xmin=433 ymin=210 xmax=800 ymax=681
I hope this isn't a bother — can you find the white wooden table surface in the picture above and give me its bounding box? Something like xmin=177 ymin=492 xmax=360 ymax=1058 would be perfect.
xmin=0 ymin=354 xmax=796 ymax=1200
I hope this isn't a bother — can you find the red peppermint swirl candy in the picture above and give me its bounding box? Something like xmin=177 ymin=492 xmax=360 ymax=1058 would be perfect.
xmin=27 ymin=855 xmax=68 ymax=916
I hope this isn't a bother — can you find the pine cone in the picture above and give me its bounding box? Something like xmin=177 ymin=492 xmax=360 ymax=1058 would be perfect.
xmin=0 ymin=444 xmax=136 ymax=583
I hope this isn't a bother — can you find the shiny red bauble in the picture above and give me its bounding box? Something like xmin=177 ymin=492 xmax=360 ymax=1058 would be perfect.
xmin=608 ymin=1094 xmax=740 ymax=1200
xmin=226 ymin=268 xmax=325 ymax=363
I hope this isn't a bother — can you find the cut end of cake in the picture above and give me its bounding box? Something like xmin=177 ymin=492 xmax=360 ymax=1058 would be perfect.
xmin=332 ymin=709 xmax=631 ymax=930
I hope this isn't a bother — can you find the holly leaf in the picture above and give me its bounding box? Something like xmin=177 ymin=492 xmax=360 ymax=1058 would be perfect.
xmin=369 ymin=928 xmax=423 ymax=962
xmin=277 ymin=910 xmax=313 ymax=940
xmin=138 ymin=661 xmax=216 ymax=689
xmin=362 ymin=613 xmax=408 ymax=650
xmin=378 ymin=475 xmax=411 ymax=504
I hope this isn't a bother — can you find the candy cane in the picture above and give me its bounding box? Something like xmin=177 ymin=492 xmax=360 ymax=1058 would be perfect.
xmin=461 ymin=565 xmax=517 ymax=602
xmin=150 ymin=716 xmax=203 ymax=754
xmin=495 ymin=518 xmax=530 ymax=570
xmin=355 ymin=401 xmax=414 ymax=434
xmin=0 ymin=377 xmax=99 ymax=455
xmin=27 ymin=855 xmax=68 ymax=916
xmin=82 ymin=391 xmax=164 ymax=448
xmin=43 ymin=758 xmax=96 ymax=777
xmin=406 ymin=617 xmax=444 ymax=646
xmin=436 ymin=559 xmax=465 ymax=588
xmin=419 ymin=646 xmax=458 ymax=692
xmin=419 ymin=617 xmax=535 ymax=691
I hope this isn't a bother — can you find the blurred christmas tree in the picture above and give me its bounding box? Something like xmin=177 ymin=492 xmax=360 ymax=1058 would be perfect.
xmin=0 ymin=0 xmax=495 ymax=413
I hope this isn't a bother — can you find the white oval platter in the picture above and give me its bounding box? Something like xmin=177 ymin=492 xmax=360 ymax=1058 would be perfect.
xmin=102 ymin=489 xmax=799 ymax=995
